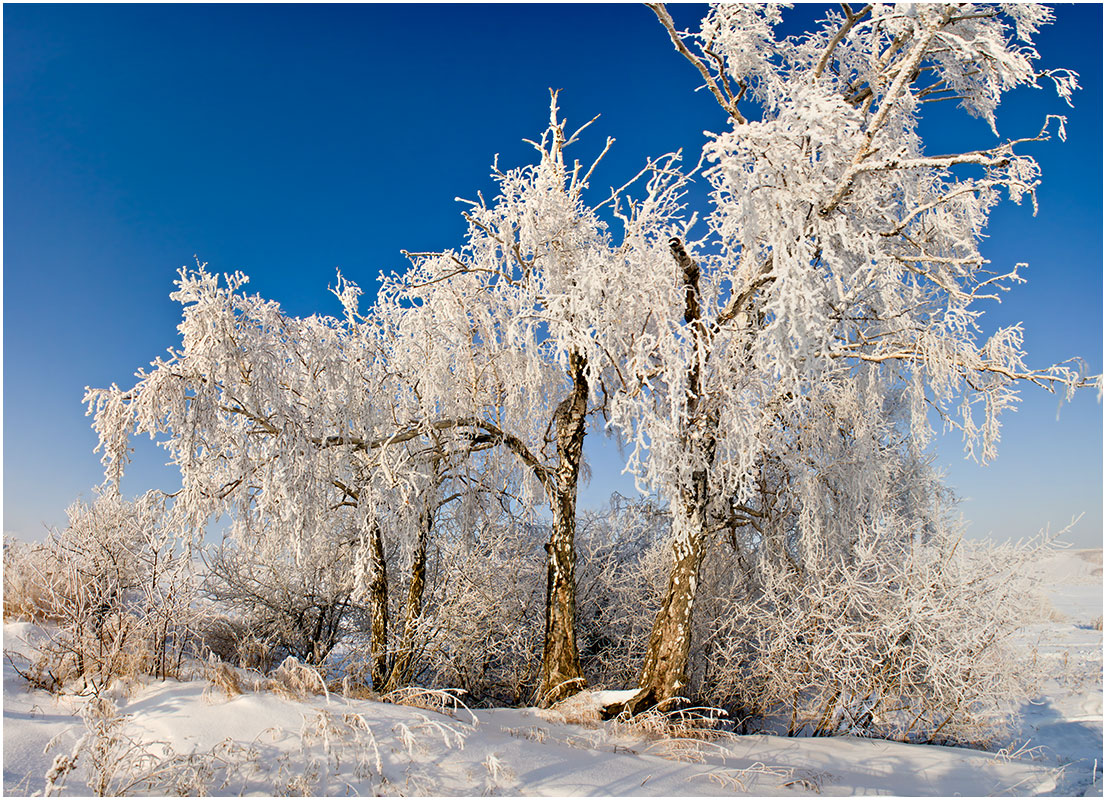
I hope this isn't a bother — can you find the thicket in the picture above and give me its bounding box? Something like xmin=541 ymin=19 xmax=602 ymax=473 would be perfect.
xmin=5 ymin=488 xmax=1048 ymax=747
xmin=4 ymin=492 xmax=198 ymax=693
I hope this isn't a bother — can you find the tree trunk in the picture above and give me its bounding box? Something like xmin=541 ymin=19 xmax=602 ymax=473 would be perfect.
xmin=365 ymin=517 xmax=390 ymax=690
xmin=384 ymin=498 xmax=432 ymax=692
xmin=629 ymin=478 xmax=711 ymax=712
xmin=536 ymin=349 xmax=589 ymax=707
xmin=622 ymin=238 xmax=717 ymax=714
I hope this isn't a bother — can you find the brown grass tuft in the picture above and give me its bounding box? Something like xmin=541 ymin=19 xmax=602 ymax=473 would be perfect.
xmin=382 ymin=686 xmax=478 ymax=725
xmin=267 ymin=656 xmax=328 ymax=701
xmin=207 ymin=659 xmax=244 ymax=698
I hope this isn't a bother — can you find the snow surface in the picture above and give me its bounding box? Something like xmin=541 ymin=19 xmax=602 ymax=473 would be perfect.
xmin=1006 ymin=548 xmax=1104 ymax=795
xmin=3 ymin=549 xmax=1101 ymax=796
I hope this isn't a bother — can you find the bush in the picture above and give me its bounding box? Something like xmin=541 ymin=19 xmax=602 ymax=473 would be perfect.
xmin=202 ymin=530 xmax=367 ymax=669
xmin=5 ymin=491 xmax=199 ymax=693
xmin=575 ymin=495 xmax=672 ymax=689
xmin=516 ymin=495 xmax=1045 ymax=746
xmin=412 ymin=517 xmax=546 ymax=705
xmin=693 ymin=525 xmax=1045 ymax=744
xmin=407 ymin=493 xmax=672 ymax=706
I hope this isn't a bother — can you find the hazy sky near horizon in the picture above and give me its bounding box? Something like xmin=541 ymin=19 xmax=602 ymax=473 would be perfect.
xmin=5 ymin=4 xmax=1102 ymax=547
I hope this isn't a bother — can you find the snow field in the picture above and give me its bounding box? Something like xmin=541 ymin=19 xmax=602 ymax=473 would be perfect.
xmin=3 ymin=548 xmax=1101 ymax=796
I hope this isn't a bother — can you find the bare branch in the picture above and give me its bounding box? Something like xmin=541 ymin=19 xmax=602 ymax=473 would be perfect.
xmin=648 ymin=3 xmax=746 ymax=123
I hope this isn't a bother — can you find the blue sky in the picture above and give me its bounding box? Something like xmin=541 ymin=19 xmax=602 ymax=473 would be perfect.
xmin=5 ymin=4 xmax=1102 ymax=547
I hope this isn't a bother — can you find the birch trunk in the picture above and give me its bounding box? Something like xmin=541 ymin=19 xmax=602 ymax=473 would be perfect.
xmin=364 ymin=517 xmax=390 ymax=690
xmin=536 ymin=349 xmax=589 ymax=706
xmin=625 ymin=238 xmax=717 ymax=713
xmin=634 ymin=488 xmax=710 ymax=709
xmin=384 ymin=498 xmax=432 ymax=692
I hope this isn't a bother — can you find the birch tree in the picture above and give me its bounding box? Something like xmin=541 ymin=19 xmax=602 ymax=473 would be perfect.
xmin=378 ymin=93 xmax=689 ymax=704
xmin=85 ymin=269 xmax=458 ymax=689
xmin=609 ymin=2 xmax=1096 ymax=711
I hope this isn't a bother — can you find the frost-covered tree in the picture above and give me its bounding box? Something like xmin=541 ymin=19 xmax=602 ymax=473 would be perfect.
xmin=607 ymin=2 xmax=1097 ymax=711
xmin=378 ymin=94 xmax=689 ymax=704
xmin=85 ymin=269 xmax=468 ymax=689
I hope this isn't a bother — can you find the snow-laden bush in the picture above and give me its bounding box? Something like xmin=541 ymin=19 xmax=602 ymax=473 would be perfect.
xmin=335 ymin=481 xmax=1045 ymax=748
xmin=202 ymin=526 xmax=368 ymax=670
xmin=695 ymin=527 xmax=1045 ymax=744
xmin=390 ymin=494 xmax=671 ymax=706
xmin=5 ymin=492 xmax=199 ymax=693
xmin=455 ymin=485 xmax=1042 ymax=745
xmin=575 ymin=495 xmax=672 ymax=689
xmin=411 ymin=517 xmax=547 ymax=705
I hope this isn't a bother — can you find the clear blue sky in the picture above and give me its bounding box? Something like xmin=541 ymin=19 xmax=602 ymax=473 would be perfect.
xmin=5 ymin=4 xmax=1102 ymax=547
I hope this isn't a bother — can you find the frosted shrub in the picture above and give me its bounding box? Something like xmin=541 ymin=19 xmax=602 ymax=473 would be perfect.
xmin=7 ymin=492 xmax=198 ymax=693
xmin=203 ymin=530 xmax=366 ymax=669
xmin=696 ymin=524 xmax=1045 ymax=744
xmin=575 ymin=495 xmax=672 ymax=689
xmin=414 ymin=518 xmax=546 ymax=705
xmin=543 ymin=487 xmax=1045 ymax=748
xmin=408 ymin=494 xmax=674 ymax=706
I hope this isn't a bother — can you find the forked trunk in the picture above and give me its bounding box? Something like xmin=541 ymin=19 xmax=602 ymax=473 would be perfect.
xmin=536 ymin=349 xmax=589 ymax=707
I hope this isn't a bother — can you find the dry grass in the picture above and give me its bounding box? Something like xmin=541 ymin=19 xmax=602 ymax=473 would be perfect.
xmin=7 ymin=626 xmax=158 ymax=698
xmin=41 ymin=695 xmax=193 ymax=796
xmin=266 ymin=657 xmax=329 ymax=701
xmin=616 ymin=707 xmax=737 ymax=765
xmin=381 ymin=686 xmax=478 ymax=726
xmin=1077 ymin=550 xmax=1103 ymax=567
xmin=613 ymin=704 xmax=733 ymax=742
xmin=3 ymin=540 xmax=61 ymax=623
xmin=698 ymin=763 xmax=796 ymax=792
xmin=536 ymin=693 xmax=740 ymax=766
xmin=335 ymin=676 xmax=379 ymax=701
xmin=537 ymin=691 xmax=609 ymax=727
xmin=1042 ymin=599 xmax=1070 ymax=624
xmin=203 ymin=655 xmax=338 ymax=704
xmin=504 ymin=726 xmax=548 ymax=743
xmin=40 ymin=696 xmax=403 ymax=796
xmin=205 ymin=659 xmax=244 ymax=698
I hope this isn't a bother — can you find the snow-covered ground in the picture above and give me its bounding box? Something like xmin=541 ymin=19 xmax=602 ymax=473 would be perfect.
xmin=1007 ymin=548 xmax=1104 ymax=795
xmin=4 ymin=549 xmax=1101 ymax=796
